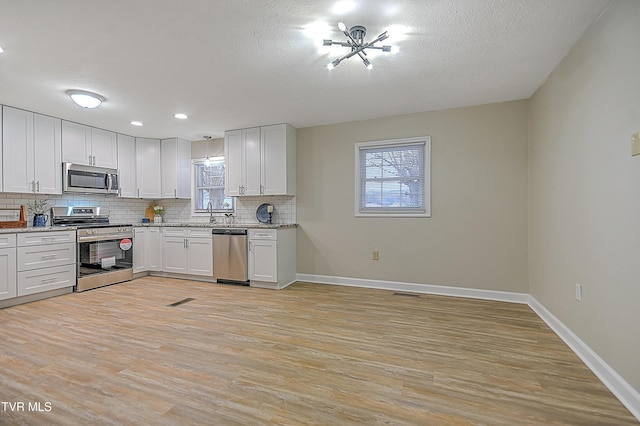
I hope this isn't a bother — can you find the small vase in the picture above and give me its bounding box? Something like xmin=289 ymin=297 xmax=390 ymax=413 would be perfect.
xmin=33 ymin=213 xmax=48 ymax=227
xmin=154 ymin=214 xmax=163 ymax=223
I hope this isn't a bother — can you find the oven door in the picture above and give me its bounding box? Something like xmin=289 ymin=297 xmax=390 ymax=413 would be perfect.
xmin=77 ymin=236 xmax=133 ymax=291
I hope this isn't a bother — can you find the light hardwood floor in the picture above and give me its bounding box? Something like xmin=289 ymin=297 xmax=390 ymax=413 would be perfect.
xmin=0 ymin=277 xmax=636 ymax=425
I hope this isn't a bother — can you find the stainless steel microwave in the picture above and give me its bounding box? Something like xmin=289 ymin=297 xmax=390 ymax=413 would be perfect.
xmin=63 ymin=163 xmax=119 ymax=195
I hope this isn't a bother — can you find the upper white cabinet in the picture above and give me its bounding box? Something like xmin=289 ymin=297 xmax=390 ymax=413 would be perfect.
xmin=161 ymin=137 xmax=191 ymax=199
xmin=261 ymin=124 xmax=296 ymax=196
xmin=224 ymin=124 xmax=296 ymax=196
xmin=135 ymin=138 xmax=161 ymax=199
xmin=2 ymin=106 xmax=62 ymax=194
xmin=62 ymin=121 xmax=118 ymax=169
xmin=117 ymin=134 xmax=137 ymax=198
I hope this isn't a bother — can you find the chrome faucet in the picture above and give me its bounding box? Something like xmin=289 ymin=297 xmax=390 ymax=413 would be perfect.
xmin=207 ymin=202 xmax=216 ymax=223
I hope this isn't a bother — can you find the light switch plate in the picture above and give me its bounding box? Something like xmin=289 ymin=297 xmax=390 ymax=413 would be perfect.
xmin=632 ymin=132 xmax=640 ymax=156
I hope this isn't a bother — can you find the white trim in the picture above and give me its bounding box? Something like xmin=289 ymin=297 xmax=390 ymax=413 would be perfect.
xmin=528 ymin=296 xmax=640 ymax=421
xmin=295 ymin=273 xmax=528 ymax=304
xmin=294 ymin=273 xmax=640 ymax=421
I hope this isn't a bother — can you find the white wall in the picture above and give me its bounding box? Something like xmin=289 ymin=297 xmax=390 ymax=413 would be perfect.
xmin=529 ymin=0 xmax=640 ymax=393
xmin=297 ymin=100 xmax=529 ymax=292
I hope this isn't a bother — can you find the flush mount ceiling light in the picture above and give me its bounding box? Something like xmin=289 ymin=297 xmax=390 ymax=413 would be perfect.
xmin=66 ymin=90 xmax=105 ymax=109
xmin=174 ymin=113 xmax=188 ymax=120
xmin=324 ymin=21 xmax=397 ymax=70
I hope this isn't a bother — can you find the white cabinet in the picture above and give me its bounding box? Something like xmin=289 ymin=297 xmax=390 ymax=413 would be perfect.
xmin=2 ymin=106 xmax=62 ymax=194
xmin=135 ymin=138 xmax=161 ymax=199
xmin=133 ymin=227 xmax=162 ymax=273
xmin=0 ymin=234 xmax=17 ymax=301
xmin=62 ymin=121 xmax=118 ymax=168
xmin=117 ymin=134 xmax=137 ymax=198
xmin=224 ymin=124 xmax=296 ymax=196
xmin=133 ymin=227 xmax=147 ymax=273
xmin=161 ymin=137 xmax=191 ymax=199
xmin=147 ymin=227 xmax=162 ymax=271
xmin=162 ymin=227 xmax=212 ymax=276
xmin=16 ymin=231 xmax=76 ymax=296
xmin=261 ymin=124 xmax=296 ymax=195
xmin=248 ymin=227 xmax=296 ymax=289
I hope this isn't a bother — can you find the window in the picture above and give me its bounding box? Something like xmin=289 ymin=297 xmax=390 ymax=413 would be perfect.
xmin=192 ymin=157 xmax=234 ymax=214
xmin=355 ymin=136 xmax=431 ymax=217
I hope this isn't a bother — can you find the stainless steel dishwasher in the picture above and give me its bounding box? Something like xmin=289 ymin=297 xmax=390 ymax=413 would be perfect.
xmin=212 ymin=228 xmax=249 ymax=284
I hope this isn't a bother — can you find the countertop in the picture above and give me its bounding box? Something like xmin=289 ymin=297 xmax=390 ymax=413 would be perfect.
xmin=134 ymin=222 xmax=298 ymax=229
xmin=0 ymin=226 xmax=76 ymax=234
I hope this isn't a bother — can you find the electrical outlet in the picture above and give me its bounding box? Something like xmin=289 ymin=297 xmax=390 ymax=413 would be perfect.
xmin=632 ymin=132 xmax=640 ymax=156
xmin=372 ymin=251 xmax=379 ymax=261
xmin=575 ymin=283 xmax=582 ymax=302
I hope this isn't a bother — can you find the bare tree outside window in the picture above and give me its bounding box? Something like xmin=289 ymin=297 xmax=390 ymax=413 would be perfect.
xmin=355 ymin=137 xmax=431 ymax=217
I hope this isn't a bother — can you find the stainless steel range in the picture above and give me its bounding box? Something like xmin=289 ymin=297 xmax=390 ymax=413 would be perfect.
xmin=51 ymin=206 xmax=134 ymax=292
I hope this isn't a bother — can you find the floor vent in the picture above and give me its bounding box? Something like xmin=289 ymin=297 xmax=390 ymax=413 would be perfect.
xmin=393 ymin=292 xmax=420 ymax=298
xmin=168 ymin=298 xmax=195 ymax=307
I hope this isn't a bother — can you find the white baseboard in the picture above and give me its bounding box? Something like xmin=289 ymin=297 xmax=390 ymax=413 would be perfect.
xmin=295 ymin=273 xmax=640 ymax=421
xmin=528 ymin=296 xmax=640 ymax=420
xmin=295 ymin=273 xmax=528 ymax=304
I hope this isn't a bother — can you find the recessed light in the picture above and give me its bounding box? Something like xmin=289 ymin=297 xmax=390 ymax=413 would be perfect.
xmin=130 ymin=121 xmax=143 ymax=126
xmin=174 ymin=113 xmax=188 ymax=120
xmin=66 ymin=89 xmax=105 ymax=109
xmin=0 ymin=46 xmax=4 ymax=54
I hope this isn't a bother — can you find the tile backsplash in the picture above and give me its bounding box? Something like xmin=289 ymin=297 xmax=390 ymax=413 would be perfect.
xmin=0 ymin=192 xmax=296 ymax=226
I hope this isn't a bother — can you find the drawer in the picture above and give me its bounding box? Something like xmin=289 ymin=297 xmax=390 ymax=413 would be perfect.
xmin=18 ymin=264 xmax=76 ymax=296
xmin=162 ymin=227 xmax=188 ymax=238
xmin=17 ymin=242 xmax=76 ymax=272
xmin=249 ymin=229 xmax=276 ymax=240
xmin=0 ymin=233 xmax=16 ymax=248
xmin=187 ymin=228 xmax=213 ymax=238
xmin=18 ymin=230 xmax=76 ymax=246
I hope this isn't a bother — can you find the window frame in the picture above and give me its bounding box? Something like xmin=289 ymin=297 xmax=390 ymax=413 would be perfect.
xmin=191 ymin=157 xmax=234 ymax=217
xmin=354 ymin=136 xmax=431 ymax=218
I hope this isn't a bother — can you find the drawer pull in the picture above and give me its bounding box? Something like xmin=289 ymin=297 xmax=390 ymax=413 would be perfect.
xmin=41 ymin=254 xmax=57 ymax=259
xmin=41 ymin=277 xmax=58 ymax=283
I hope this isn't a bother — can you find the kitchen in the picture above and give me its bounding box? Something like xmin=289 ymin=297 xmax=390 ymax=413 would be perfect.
xmin=0 ymin=0 xmax=639 ymax=424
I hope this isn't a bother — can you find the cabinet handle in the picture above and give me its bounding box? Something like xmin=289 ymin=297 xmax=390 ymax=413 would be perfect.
xmin=31 ymin=180 xmax=35 ymax=192
xmin=260 ymin=185 xmax=264 ymax=195
xmin=174 ymin=189 xmax=177 ymax=198
xmin=37 ymin=181 xmax=40 ymax=192
xmin=41 ymin=254 xmax=57 ymax=260
xmin=41 ymin=277 xmax=58 ymax=284
xmin=249 ymin=241 xmax=252 ymax=252
xmin=137 ymin=188 xmax=140 ymax=198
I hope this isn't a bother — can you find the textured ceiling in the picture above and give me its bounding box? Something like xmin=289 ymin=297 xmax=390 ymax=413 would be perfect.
xmin=0 ymin=0 xmax=611 ymax=140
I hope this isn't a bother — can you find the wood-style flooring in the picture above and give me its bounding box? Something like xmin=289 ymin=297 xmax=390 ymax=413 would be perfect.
xmin=0 ymin=277 xmax=636 ymax=425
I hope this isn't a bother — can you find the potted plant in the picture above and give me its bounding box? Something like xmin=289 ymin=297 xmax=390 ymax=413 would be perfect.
xmin=153 ymin=205 xmax=165 ymax=223
xmin=27 ymin=199 xmax=49 ymax=227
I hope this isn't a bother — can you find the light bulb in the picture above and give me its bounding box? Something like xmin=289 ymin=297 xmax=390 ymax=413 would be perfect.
xmin=338 ymin=22 xmax=347 ymax=32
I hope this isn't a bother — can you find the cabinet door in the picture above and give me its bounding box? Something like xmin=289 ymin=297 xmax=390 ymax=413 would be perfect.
xmin=0 ymin=247 xmax=17 ymax=301
xmin=160 ymin=138 xmax=178 ymax=198
xmin=243 ymin=127 xmax=262 ymax=195
xmin=135 ymin=138 xmax=161 ymax=199
xmin=2 ymin=106 xmax=34 ymax=193
xmin=249 ymin=239 xmax=277 ymax=282
xmin=133 ymin=227 xmax=147 ymax=273
xmin=62 ymin=121 xmax=91 ymax=165
xmin=224 ymin=130 xmax=243 ymax=196
xmin=33 ymin=114 xmax=62 ymax=194
xmin=17 ymin=264 xmax=75 ymax=296
xmin=117 ymin=134 xmax=137 ymax=198
xmin=147 ymin=227 xmax=162 ymax=271
xmin=91 ymin=128 xmax=118 ymax=168
xmin=187 ymin=237 xmax=212 ymax=276
xmin=261 ymin=123 xmax=295 ymax=196
xmin=162 ymin=237 xmax=188 ymax=274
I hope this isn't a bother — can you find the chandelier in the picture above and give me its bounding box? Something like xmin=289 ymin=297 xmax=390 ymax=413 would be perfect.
xmin=324 ymin=22 xmax=396 ymax=70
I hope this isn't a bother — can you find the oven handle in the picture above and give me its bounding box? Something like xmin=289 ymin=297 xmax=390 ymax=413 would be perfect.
xmin=78 ymin=234 xmax=134 ymax=243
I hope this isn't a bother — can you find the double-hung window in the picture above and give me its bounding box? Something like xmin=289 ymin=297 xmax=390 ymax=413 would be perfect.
xmin=192 ymin=157 xmax=234 ymax=215
xmin=355 ymin=136 xmax=431 ymax=217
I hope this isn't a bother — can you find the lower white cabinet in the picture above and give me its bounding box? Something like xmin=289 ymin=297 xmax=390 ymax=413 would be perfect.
xmin=0 ymin=234 xmax=17 ymax=300
xmin=248 ymin=228 xmax=296 ymax=289
xmin=133 ymin=227 xmax=163 ymax=273
xmin=16 ymin=231 xmax=76 ymax=297
xmin=162 ymin=227 xmax=212 ymax=276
